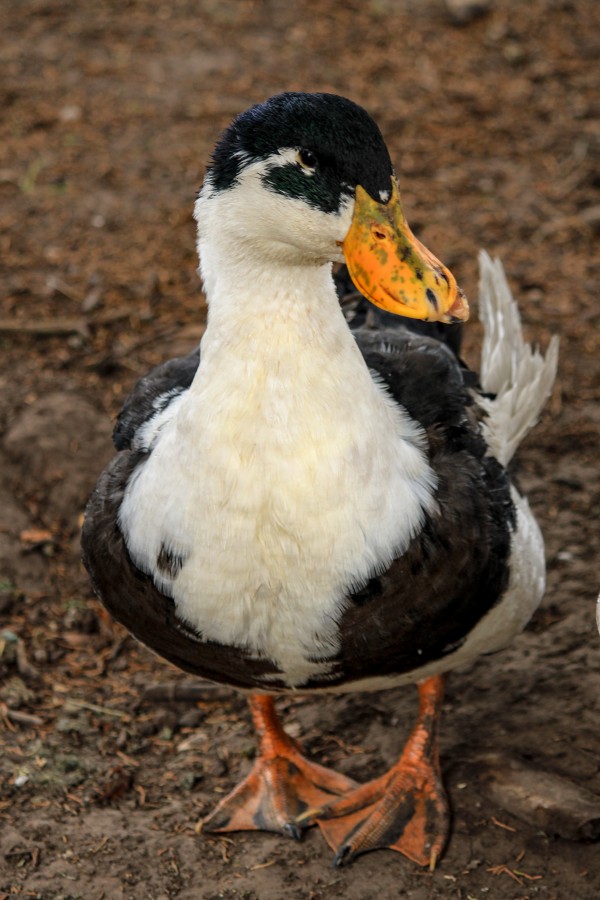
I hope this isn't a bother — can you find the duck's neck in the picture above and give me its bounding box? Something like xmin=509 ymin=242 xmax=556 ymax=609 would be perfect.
xmin=196 ymin=239 xmax=366 ymax=393
xmin=187 ymin=240 xmax=436 ymax=555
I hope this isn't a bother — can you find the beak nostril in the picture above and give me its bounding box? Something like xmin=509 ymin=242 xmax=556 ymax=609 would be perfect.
xmin=372 ymin=229 xmax=387 ymax=241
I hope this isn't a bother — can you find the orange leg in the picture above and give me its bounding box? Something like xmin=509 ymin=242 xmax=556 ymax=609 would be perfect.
xmin=201 ymin=694 xmax=357 ymax=839
xmin=299 ymin=675 xmax=449 ymax=867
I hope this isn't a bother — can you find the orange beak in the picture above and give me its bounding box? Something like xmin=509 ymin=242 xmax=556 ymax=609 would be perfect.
xmin=341 ymin=178 xmax=469 ymax=324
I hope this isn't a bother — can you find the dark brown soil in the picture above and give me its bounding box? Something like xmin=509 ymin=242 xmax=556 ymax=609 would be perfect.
xmin=1 ymin=1 xmax=599 ymax=898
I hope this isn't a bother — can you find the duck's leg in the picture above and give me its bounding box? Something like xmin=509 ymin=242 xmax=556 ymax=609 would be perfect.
xmin=299 ymin=675 xmax=449 ymax=867
xmin=201 ymin=693 xmax=357 ymax=839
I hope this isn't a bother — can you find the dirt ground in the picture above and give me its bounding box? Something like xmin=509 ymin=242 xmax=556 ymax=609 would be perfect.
xmin=1 ymin=0 xmax=599 ymax=897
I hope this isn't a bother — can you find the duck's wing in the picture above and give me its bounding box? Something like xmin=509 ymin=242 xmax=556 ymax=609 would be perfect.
xmin=112 ymin=348 xmax=200 ymax=451
xmin=301 ymin=323 xmax=520 ymax=690
xmin=82 ymin=346 xmax=286 ymax=690
xmin=355 ymin=324 xmax=482 ymax=424
xmin=323 ymin=254 xmax=556 ymax=690
xmin=83 ymin=452 xmax=285 ymax=688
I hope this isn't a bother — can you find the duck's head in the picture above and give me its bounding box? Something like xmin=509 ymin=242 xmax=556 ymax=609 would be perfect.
xmin=195 ymin=92 xmax=468 ymax=324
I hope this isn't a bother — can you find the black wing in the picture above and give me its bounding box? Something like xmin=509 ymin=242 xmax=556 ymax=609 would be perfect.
xmin=113 ymin=348 xmax=200 ymax=451
xmin=84 ymin=343 xmax=289 ymax=690
xmin=82 ymin=451 xmax=287 ymax=690
xmin=303 ymin=323 xmax=515 ymax=688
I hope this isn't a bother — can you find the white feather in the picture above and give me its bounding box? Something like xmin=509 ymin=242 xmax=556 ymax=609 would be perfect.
xmin=477 ymin=250 xmax=558 ymax=466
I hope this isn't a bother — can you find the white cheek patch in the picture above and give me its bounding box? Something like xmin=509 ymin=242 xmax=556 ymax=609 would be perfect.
xmin=196 ymin=158 xmax=355 ymax=268
xmin=379 ymin=189 xmax=390 ymax=202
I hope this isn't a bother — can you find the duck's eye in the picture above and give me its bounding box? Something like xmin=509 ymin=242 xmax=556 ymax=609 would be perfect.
xmin=296 ymin=148 xmax=317 ymax=172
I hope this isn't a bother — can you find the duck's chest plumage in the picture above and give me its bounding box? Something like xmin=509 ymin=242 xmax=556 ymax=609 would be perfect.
xmin=83 ymin=299 xmax=542 ymax=693
xmin=115 ymin=302 xmax=437 ymax=687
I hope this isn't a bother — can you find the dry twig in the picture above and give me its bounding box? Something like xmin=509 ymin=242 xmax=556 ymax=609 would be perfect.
xmin=3 ymin=708 xmax=43 ymax=727
xmin=140 ymin=680 xmax=232 ymax=704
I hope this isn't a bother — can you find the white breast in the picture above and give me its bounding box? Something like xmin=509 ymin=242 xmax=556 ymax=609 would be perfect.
xmin=119 ymin=267 xmax=436 ymax=687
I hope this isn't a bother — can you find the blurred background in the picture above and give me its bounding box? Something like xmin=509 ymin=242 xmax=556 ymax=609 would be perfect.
xmin=1 ymin=1 xmax=599 ymax=897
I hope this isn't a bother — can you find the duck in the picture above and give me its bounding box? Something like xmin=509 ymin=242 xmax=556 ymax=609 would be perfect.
xmin=81 ymin=91 xmax=558 ymax=868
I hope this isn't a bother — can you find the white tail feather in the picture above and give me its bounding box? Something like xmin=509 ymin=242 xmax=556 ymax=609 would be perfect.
xmin=477 ymin=250 xmax=558 ymax=466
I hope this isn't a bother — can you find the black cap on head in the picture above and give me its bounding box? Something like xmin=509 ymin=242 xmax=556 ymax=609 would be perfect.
xmin=207 ymin=92 xmax=394 ymax=213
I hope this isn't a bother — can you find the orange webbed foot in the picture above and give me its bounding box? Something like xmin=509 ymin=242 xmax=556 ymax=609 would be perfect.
xmin=201 ymin=694 xmax=356 ymax=839
xmin=299 ymin=675 xmax=449 ymax=867
xmin=313 ymin=748 xmax=448 ymax=867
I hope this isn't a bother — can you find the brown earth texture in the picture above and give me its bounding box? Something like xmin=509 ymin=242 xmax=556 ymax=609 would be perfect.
xmin=1 ymin=0 xmax=599 ymax=898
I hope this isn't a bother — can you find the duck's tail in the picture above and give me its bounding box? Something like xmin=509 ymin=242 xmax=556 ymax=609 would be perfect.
xmin=477 ymin=250 xmax=559 ymax=467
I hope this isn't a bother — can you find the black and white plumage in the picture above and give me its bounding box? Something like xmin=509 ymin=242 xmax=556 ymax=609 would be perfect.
xmin=82 ymin=92 xmax=557 ymax=864
xmin=84 ymin=254 xmax=554 ymax=689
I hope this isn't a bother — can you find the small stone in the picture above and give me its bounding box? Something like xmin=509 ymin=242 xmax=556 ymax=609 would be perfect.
xmin=580 ymin=205 xmax=600 ymax=231
xmin=55 ymin=715 xmax=90 ymax=735
xmin=57 ymin=754 xmax=82 ymax=773
xmin=0 ymin=676 xmax=33 ymax=708
xmin=59 ymin=105 xmax=82 ymax=122
xmin=208 ymin=756 xmax=228 ymax=778
xmin=62 ymin=605 xmax=99 ymax=634
xmin=446 ymin=0 xmax=493 ymax=25
xmin=177 ymin=732 xmax=209 ymax=753
xmin=0 ymin=630 xmax=19 ymax=643
xmin=178 ymin=708 xmax=204 ymax=729
xmin=180 ymin=771 xmax=203 ymax=791
xmin=110 ymin=655 xmax=128 ymax=672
